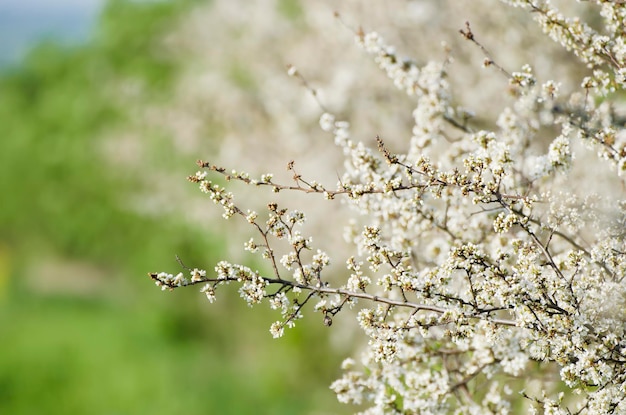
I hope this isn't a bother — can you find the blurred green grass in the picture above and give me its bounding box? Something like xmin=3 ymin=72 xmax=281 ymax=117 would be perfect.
xmin=0 ymin=1 xmax=343 ymax=413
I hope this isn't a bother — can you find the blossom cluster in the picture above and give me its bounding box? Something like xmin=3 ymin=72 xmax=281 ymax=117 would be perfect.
xmin=151 ymin=1 xmax=626 ymax=413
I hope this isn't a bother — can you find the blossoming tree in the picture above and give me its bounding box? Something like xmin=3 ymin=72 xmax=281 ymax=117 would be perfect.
xmin=150 ymin=1 xmax=626 ymax=413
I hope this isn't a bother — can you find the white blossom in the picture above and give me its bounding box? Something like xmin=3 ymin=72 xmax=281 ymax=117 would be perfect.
xmin=151 ymin=2 xmax=626 ymax=413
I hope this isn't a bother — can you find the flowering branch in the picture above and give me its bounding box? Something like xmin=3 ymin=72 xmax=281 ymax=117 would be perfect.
xmin=150 ymin=2 xmax=626 ymax=413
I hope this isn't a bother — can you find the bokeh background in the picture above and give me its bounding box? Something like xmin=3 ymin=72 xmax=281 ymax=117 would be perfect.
xmin=0 ymin=0 xmax=596 ymax=414
xmin=0 ymin=1 xmax=347 ymax=414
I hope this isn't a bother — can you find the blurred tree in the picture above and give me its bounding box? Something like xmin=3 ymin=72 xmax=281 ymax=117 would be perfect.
xmin=0 ymin=1 xmax=343 ymax=414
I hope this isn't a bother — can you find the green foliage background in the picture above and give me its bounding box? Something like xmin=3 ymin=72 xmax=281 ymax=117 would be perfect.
xmin=0 ymin=1 xmax=342 ymax=413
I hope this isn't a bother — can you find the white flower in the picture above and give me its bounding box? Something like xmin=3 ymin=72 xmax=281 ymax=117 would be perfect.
xmin=319 ymin=112 xmax=335 ymax=132
xmin=269 ymin=321 xmax=284 ymax=338
xmin=200 ymin=284 xmax=216 ymax=303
